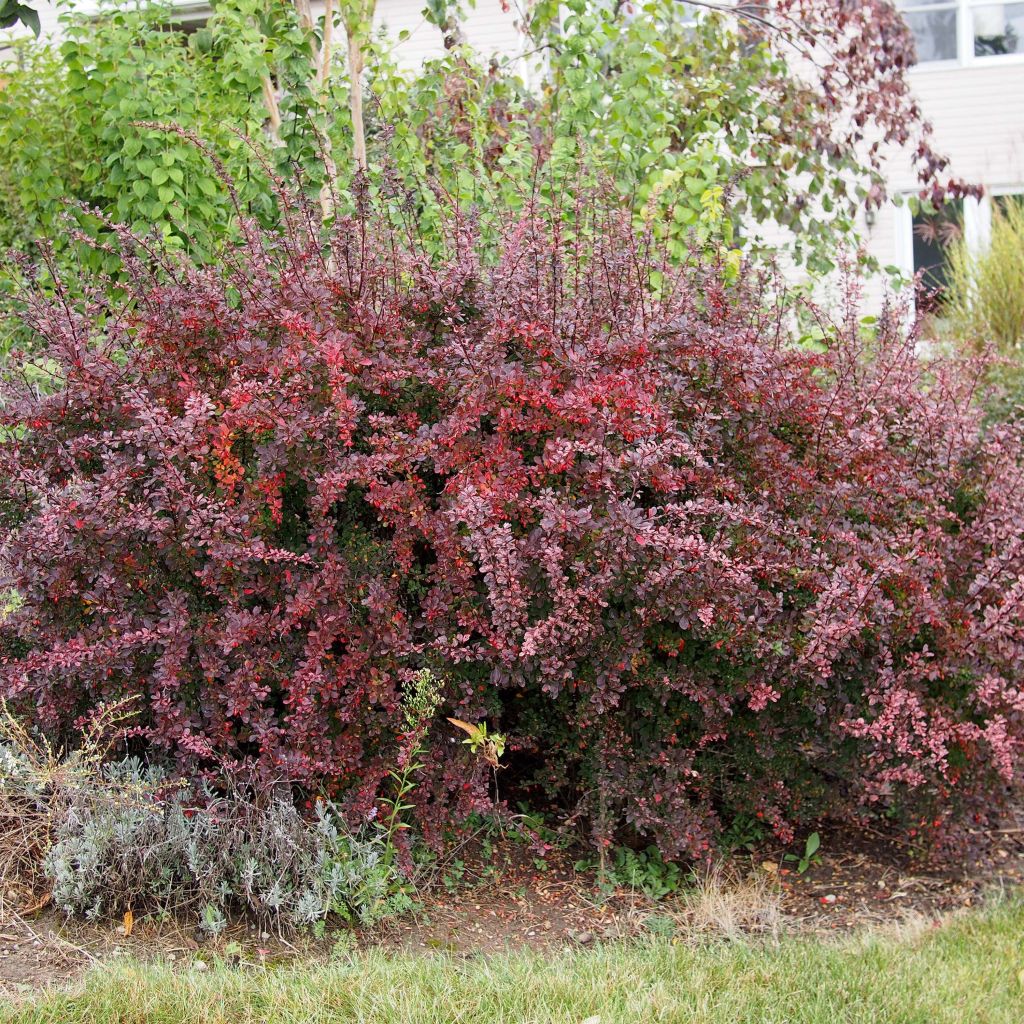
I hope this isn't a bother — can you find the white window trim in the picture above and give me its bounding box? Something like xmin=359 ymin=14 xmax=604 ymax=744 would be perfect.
xmin=896 ymin=193 xmax=984 ymax=263
xmin=989 ymin=186 xmax=1024 ymax=233
xmin=894 ymin=195 xmax=981 ymax=273
xmin=902 ymin=0 xmax=1024 ymax=71
xmin=895 ymin=201 xmax=916 ymax=281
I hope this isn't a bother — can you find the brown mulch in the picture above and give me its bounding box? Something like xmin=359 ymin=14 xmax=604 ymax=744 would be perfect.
xmin=2 ymin=806 xmax=1022 ymax=997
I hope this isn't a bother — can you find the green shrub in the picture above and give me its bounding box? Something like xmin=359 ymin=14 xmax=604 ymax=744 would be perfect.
xmin=0 ymin=0 xmax=972 ymax=283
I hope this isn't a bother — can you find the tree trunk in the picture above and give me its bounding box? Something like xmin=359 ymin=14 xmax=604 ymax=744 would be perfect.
xmin=260 ymin=74 xmax=282 ymax=144
xmin=347 ymin=25 xmax=367 ymax=173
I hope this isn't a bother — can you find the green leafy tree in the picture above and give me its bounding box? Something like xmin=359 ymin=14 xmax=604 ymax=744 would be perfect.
xmin=364 ymin=0 xmax=973 ymax=274
xmin=0 ymin=0 xmax=970 ymax=286
xmin=0 ymin=41 xmax=83 ymax=253
xmin=0 ymin=1 xmax=342 ymax=260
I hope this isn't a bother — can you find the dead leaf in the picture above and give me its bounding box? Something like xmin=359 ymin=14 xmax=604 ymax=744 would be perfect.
xmin=123 ymin=909 xmax=134 ymax=937
xmin=446 ymin=717 xmax=476 ymax=737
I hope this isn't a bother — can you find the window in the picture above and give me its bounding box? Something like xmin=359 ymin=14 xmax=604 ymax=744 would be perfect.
xmin=972 ymin=3 xmax=1024 ymax=54
xmin=898 ymin=1 xmax=1024 ymax=63
xmin=995 ymin=191 xmax=1024 ymax=214
xmin=897 ymin=190 xmax=1024 ymax=315
xmin=900 ymin=2 xmax=959 ymax=62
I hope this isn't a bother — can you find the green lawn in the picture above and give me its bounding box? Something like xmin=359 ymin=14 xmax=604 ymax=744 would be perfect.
xmin=4 ymin=901 xmax=1022 ymax=1024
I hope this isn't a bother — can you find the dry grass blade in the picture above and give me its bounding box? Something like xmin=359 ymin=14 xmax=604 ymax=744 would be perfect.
xmin=0 ymin=697 xmax=139 ymax=919
xmin=945 ymin=198 xmax=1024 ymax=355
xmin=0 ymin=707 xmax=59 ymax=918
xmin=672 ymin=861 xmax=783 ymax=941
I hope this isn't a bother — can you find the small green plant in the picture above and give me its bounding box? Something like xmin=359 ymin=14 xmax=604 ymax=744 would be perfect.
xmin=441 ymin=858 xmax=466 ymax=893
xmin=784 ymin=832 xmax=822 ymax=875
xmin=446 ymin=718 xmax=506 ymax=768
xmin=319 ymin=822 xmax=414 ymax=926
xmin=720 ymin=814 xmax=768 ymax=854
xmin=643 ymin=913 xmax=677 ymax=938
xmin=201 ymin=904 xmax=227 ymax=937
xmin=329 ymin=930 xmax=355 ymax=958
xmin=604 ymin=846 xmax=682 ymax=900
xmin=0 ymin=696 xmax=142 ymax=906
xmin=379 ymin=670 xmax=444 ymax=871
xmin=510 ymin=805 xmax=572 ymax=854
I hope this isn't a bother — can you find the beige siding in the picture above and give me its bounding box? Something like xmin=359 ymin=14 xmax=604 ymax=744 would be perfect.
xmin=857 ymin=60 xmax=1024 ymax=309
xmin=750 ymin=58 xmax=1024 ymax=310
xmin=3 ymin=1 xmax=526 ymax=63
xmin=374 ymin=0 xmax=526 ymax=69
xmin=890 ymin=63 xmax=1024 ymax=189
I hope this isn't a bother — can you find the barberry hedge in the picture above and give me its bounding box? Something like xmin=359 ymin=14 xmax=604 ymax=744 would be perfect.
xmin=2 ymin=197 xmax=1023 ymax=857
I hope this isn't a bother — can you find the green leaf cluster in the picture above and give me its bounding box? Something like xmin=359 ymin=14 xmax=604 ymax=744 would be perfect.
xmin=0 ymin=0 xmax=881 ymax=318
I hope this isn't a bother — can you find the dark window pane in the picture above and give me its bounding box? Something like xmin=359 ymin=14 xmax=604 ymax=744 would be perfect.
xmin=995 ymin=192 xmax=1024 ymax=215
xmin=912 ymin=201 xmax=963 ymax=309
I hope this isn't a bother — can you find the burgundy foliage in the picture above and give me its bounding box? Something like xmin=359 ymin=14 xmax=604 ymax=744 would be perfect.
xmin=754 ymin=0 xmax=981 ymax=205
xmin=2 ymin=197 xmax=1023 ymax=857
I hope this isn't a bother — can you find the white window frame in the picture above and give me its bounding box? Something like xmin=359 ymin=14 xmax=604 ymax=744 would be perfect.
xmin=894 ymin=193 xmax=978 ymax=271
xmin=895 ymin=193 xmax=979 ymax=274
xmin=900 ymin=0 xmax=1024 ymax=70
xmin=986 ymin=185 xmax=1024 ymax=236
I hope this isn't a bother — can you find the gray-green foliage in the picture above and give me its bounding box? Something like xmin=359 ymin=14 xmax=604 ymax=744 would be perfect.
xmin=40 ymin=758 xmax=407 ymax=932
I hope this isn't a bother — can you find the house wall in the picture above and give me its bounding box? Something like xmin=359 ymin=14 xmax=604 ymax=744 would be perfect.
xmin=863 ymin=59 xmax=1024 ymax=308
xmin=13 ymin=0 xmax=527 ymax=65
xmin=374 ymin=0 xmax=527 ymax=69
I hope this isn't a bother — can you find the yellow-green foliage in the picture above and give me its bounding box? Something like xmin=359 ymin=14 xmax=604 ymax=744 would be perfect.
xmin=946 ymin=200 xmax=1024 ymax=355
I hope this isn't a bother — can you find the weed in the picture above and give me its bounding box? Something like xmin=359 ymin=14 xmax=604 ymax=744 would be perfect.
xmin=783 ymin=832 xmax=822 ymax=875
xmin=720 ymin=814 xmax=768 ymax=855
xmin=603 ymin=846 xmax=683 ymax=900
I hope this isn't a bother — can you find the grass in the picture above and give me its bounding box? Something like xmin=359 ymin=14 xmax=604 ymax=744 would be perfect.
xmin=3 ymin=900 xmax=1023 ymax=1024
